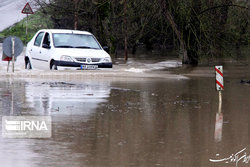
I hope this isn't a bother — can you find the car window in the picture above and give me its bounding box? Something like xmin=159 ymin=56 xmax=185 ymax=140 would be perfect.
xmin=42 ymin=32 xmax=51 ymax=46
xmin=52 ymin=33 xmax=101 ymax=49
xmin=34 ymin=32 xmax=45 ymax=47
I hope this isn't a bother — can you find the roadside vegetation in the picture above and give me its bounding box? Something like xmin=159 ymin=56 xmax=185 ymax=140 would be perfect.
xmin=0 ymin=10 xmax=53 ymax=44
xmin=34 ymin=0 xmax=249 ymax=64
xmin=1 ymin=0 xmax=249 ymax=64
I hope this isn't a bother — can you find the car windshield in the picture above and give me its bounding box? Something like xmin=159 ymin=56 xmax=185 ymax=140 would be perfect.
xmin=52 ymin=33 xmax=101 ymax=49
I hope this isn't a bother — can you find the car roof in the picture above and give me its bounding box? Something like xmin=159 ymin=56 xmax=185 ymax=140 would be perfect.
xmin=39 ymin=29 xmax=93 ymax=35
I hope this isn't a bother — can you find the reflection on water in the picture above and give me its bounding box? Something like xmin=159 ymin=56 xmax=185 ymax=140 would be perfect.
xmin=214 ymin=90 xmax=223 ymax=143
xmin=0 ymin=67 xmax=250 ymax=167
xmin=214 ymin=112 xmax=223 ymax=142
xmin=24 ymin=81 xmax=111 ymax=116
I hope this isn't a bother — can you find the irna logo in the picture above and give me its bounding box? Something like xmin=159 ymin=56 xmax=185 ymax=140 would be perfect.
xmin=2 ymin=116 xmax=51 ymax=138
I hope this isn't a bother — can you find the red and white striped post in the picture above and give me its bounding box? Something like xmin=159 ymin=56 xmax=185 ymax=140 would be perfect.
xmin=215 ymin=66 xmax=224 ymax=91
xmin=214 ymin=65 xmax=224 ymax=142
xmin=215 ymin=65 xmax=223 ymax=113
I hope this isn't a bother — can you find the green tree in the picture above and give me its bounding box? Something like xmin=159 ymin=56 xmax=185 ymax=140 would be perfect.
xmin=33 ymin=0 xmax=249 ymax=63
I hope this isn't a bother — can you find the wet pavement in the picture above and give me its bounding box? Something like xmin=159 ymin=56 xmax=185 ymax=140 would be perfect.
xmin=0 ymin=61 xmax=250 ymax=167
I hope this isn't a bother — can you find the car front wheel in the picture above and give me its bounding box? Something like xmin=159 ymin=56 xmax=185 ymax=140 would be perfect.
xmin=25 ymin=58 xmax=32 ymax=70
xmin=50 ymin=61 xmax=58 ymax=70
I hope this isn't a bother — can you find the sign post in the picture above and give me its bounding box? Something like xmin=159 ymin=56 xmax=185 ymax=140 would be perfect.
xmin=21 ymin=3 xmax=34 ymax=44
xmin=12 ymin=37 xmax=15 ymax=72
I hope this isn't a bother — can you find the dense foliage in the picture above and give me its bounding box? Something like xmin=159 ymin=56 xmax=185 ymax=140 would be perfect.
xmin=9 ymin=0 xmax=250 ymax=63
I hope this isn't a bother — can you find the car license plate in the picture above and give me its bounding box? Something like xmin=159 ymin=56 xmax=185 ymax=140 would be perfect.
xmin=81 ymin=65 xmax=98 ymax=70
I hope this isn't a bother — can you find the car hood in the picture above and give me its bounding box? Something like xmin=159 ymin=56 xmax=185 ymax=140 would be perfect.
xmin=54 ymin=48 xmax=110 ymax=58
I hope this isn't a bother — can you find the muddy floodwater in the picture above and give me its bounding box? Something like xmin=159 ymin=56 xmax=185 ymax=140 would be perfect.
xmin=0 ymin=61 xmax=250 ymax=167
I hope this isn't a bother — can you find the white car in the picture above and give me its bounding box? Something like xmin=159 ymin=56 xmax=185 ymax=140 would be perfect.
xmin=25 ymin=29 xmax=112 ymax=70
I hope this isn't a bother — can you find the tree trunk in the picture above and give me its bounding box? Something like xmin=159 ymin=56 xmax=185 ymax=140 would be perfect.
xmin=220 ymin=0 xmax=232 ymax=25
xmin=159 ymin=0 xmax=189 ymax=64
xmin=218 ymin=0 xmax=232 ymax=41
xmin=124 ymin=0 xmax=128 ymax=61
xmin=184 ymin=0 xmax=201 ymax=65
xmin=74 ymin=0 xmax=79 ymax=30
xmin=218 ymin=0 xmax=232 ymax=57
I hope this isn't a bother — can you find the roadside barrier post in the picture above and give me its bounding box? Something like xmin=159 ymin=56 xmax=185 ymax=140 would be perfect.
xmin=215 ymin=65 xmax=224 ymax=113
xmin=214 ymin=65 xmax=224 ymax=142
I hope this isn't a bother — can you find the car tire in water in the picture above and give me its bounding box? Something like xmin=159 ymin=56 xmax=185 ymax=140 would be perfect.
xmin=50 ymin=61 xmax=58 ymax=70
xmin=25 ymin=58 xmax=32 ymax=70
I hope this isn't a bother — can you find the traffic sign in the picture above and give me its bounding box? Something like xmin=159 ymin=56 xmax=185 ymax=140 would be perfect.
xmin=2 ymin=36 xmax=23 ymax=72
xmin=2 ymin=36 xmax=23 ymax=58
xmin=21 ymin=2 xmax=34 ymax=14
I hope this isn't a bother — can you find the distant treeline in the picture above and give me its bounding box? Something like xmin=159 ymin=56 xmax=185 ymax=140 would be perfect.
xmin=33 ymin=0 xmax=249 ymax=63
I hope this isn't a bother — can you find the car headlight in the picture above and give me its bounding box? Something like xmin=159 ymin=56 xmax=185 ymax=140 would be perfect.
xmin=103 ymin=57 xmax=111 ymax=62
xmin=61 ymin=55 xmax=74 ymax=62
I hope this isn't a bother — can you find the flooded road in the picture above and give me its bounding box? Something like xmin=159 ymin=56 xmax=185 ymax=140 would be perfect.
xmin=0 ymin=62 xmax=250 ymax=167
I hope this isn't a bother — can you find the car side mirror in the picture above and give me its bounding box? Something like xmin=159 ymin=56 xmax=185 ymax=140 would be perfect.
xmin=103 ymin=46 xmax=109 ymax=52
xmin=42 ymin=44 xmax=51 ymax=49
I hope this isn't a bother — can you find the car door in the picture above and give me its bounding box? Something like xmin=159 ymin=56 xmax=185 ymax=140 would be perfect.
xmin=29 ymin=31 xmax=45 ymax=69
xmin=40 ymin=32 xmax=52 ymax=70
